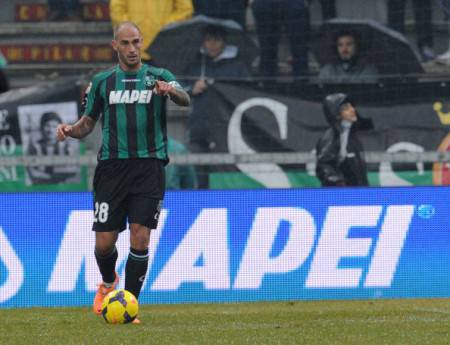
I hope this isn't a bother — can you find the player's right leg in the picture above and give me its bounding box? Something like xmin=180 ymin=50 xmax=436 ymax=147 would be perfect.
xmin=91 ymin=160 xmax=130 ymax=314
xmin=93 ymin=231 xmax=120 ymax=314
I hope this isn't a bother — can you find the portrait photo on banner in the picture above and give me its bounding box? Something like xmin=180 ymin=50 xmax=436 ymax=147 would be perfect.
xmin=17 ymin=102 xmax=81 ymax=186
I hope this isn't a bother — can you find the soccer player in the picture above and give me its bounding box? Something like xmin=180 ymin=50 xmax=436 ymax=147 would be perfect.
xmin=56 ymin=21 xmax=190 ymax=324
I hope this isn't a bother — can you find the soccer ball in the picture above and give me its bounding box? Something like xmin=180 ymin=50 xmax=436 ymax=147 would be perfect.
xmin=101 ymin=289 xmax=139 ymax=324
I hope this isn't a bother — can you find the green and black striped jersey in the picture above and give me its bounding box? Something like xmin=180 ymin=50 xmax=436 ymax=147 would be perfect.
xmin=83 ymin=64 xmax=181 ymax=161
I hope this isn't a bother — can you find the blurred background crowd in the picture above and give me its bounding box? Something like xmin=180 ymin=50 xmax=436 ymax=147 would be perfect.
xmin=3 ymin=0 xmax=450 ymax=85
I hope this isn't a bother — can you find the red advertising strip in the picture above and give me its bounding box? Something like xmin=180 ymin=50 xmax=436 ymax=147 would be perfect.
xmin=15 ymin=4 xmax=48 ymax=22
xmin=82 ymin=3 xmax=110 ymax=21
xmin=15 ymin=4 xmax=110 ymax=22
xmin=0 ymin=44 xmax=114 ymax=63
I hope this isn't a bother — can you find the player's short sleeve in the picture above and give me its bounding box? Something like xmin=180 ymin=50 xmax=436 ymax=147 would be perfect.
xmin=82 ymin=78 xmax=103 ymax=120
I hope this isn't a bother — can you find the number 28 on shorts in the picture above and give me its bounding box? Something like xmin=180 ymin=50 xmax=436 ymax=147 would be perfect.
xmin=94 ymin=202 xmax=109 ymax=223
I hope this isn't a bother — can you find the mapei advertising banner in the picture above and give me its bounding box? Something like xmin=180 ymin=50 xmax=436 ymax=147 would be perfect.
xmin=1 ymin=187 xmax=449 ymax=308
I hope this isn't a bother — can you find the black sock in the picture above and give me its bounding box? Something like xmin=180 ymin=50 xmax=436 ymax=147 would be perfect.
xmin=94 ymin=246 xmax=118 ymax=284
xmin=125 ymin=247 xmax=149 ymax=299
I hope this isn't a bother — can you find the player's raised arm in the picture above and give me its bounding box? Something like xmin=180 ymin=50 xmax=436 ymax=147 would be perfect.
xmin=155 ymin=80 xmax=190 ymax=106
xmin=56 ymin=115 xmax=96 ymax=141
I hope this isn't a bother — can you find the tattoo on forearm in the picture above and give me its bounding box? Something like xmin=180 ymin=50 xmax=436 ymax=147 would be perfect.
xmin=170 ymin=88 xmax=190 ymax=106
xmin=71 ymin=117 xmax=95 ymax=138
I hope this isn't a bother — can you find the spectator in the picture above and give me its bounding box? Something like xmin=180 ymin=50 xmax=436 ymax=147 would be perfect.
xmin=318 ymin=30 xmax=379 ymax=84
xmin=0 ymin=52 xmax=9 ymax=94
xmin=387 ymin=0 xmax=435 ymax=62
xmin=193 ymin=0 xmax=248 ymax=29
xmin=316 ymin=93 xmax=373 ymax=187
xmin=27 ymin=112 xmax=75 ymax=185
xmin=184 ymin=24 xmax=251 ymax=188
xmin=110 ymin=0 xmax=193 ymax=65
xmin=47 ymin=0 xmax=81 ymax=21
xmin=166 ymin=137 xmax=197 ymax=190
xmin=251 ymin=0 xmax=310 ymax=77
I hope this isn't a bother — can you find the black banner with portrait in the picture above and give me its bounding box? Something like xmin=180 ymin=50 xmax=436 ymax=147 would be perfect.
xmin=0 ymin=77 xmax=88 ymax=191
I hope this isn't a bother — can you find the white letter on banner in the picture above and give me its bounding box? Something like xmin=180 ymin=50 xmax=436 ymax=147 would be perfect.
xmin=364 ymin=205 xmax=415 ymax=287
xmin=228 ymin=98 xmax=290 ymax=188
xmin=151 ymin=208 xmax=229 ymax=291
xmin=306 ymin=206 xmax=382 ymax=288
xmin=47 ymin=211 xmax=102 ymax=291
xmin=379 ymin=142 xmax=424 ymax=186
xmin=233 ymin=207 xmax=316 ymax=289
xmin=47 ymin=210 xmax=167 ymax=292
xmin=0 ymin=227 xmax=24 ymax=303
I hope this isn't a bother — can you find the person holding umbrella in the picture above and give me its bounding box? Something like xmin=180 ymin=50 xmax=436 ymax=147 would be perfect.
xmin=318 ymin=30 xmax=379 ymax=84
xmin=184 ymin=24 xmax=251 ymax=188
xmin=316 ymin=93 xmax=374 ymax=187
xmin=148 ymin=16 xmax=258 ymax=76
xmin=314 ymin=19 xmax=424 ymax=79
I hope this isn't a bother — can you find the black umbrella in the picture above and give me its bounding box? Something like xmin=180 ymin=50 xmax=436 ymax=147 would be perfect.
xmin=147 ymin=15 xmax=258 ymax=76
xmin=312 ymin=18 xmax=424 ymax=76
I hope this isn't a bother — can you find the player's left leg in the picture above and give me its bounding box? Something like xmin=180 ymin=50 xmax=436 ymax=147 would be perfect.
xmin=125 ymin=158 xmax=165 ymax=300
xmin=125 ymin=223 xmax=153 ymax=325
xmin=125 ymin=223 xmax=151 ymax=300
xmin=125 ymin=158 xmax=165 ymax=324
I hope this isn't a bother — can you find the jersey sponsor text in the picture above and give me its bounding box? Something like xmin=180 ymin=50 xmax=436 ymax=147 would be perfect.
xmin=109 ymin=90 xmax=153 ymax=104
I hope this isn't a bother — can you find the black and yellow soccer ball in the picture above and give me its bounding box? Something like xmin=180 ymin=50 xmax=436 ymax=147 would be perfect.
xmin=101 ymin=289 xmax=139 ymax=324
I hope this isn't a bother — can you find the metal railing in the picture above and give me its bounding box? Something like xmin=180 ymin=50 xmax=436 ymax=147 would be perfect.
xmin=1 ymin=151 xmax=450 ymax=167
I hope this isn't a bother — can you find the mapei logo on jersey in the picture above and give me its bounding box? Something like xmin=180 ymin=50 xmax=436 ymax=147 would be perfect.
xmin=109 ymin=90 xmax=153 ymax=104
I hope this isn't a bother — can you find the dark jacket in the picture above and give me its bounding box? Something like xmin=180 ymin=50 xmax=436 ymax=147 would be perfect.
xmin=315 ymin=93 xmax=373 ymax=186
xmin=318 ymin=61 xmax=379 ymax=84
xmin=184 ymin=45 xmax=250 ymax=144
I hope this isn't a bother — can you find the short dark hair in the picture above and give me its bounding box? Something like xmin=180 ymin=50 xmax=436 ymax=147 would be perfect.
xmin=202 ymin=25 xmax=227 ymax=41
xmin=40 ymin=112 xmax=62 ymax=131
xmin=335 ymin=30 xmax=360 ymax=48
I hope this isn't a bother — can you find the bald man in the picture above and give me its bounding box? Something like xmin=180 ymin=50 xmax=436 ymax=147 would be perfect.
xmin=56 ymin=22 xmax=190 ymax=324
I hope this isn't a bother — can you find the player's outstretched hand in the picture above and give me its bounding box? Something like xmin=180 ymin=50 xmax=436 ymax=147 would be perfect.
xmin=56 ymin=124 xmax=73 ymax=141
xmin=155 ymin=80 xmax=173 ymax=96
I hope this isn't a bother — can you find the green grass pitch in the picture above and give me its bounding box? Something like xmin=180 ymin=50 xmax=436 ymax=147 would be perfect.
xmin=2 ymin=299 xmax=450 ymax=345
